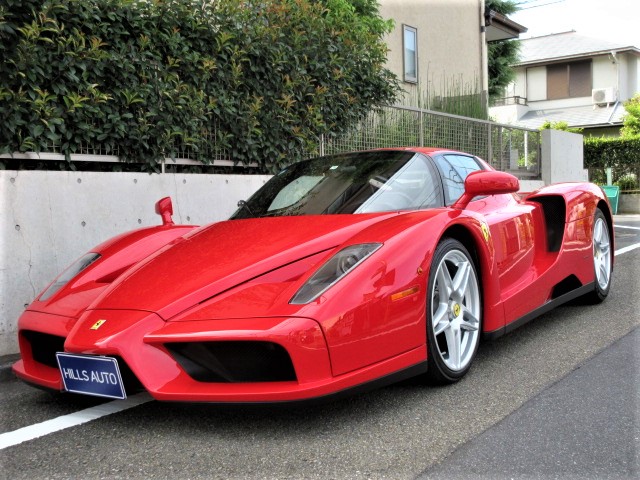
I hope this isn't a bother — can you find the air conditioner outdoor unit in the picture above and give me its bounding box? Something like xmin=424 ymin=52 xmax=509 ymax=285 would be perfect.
xmin=592 ymin=87 xmax=617 ymax=105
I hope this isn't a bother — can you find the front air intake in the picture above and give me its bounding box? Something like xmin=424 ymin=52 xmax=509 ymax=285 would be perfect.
xmin=166 ymin=341 xmax=297 ymax=383
xmin=22 ymin=330 xmax=65 ymax=368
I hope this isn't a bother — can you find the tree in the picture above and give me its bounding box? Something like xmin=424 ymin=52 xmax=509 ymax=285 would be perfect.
xmin=486 ymin=0 xmax=521 ymax=101
xmin=539 ymin=120 xmax=583 ymax=134
xmin=621 ymin=93 xmax=640 ymax=138
xmin=0 ymin=0 xmax=399 ymax=172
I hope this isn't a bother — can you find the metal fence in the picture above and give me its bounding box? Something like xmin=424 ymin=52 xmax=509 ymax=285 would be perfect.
xmin=318 ymin=106 xmax=541 ymax=179
xmin=2 ymin=106 xmax=541 ymax=177
xmin=587 ymin=165 xmax=640 ymax=192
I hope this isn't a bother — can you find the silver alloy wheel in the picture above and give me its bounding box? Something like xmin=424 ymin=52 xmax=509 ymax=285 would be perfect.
xmin=431 ymin=249 xmax=481 ymax=372
xmin=593 ymin=216 xmax=612 ymax=290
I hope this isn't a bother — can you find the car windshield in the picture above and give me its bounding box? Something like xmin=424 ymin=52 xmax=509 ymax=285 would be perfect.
xmin=231 ymin=151 xmax=443 ymax=219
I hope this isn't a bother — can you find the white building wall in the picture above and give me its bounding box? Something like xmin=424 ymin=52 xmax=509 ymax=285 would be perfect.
xmin=513 ymin=69 xmax=527 ymax=98
xmin=526 ymin=96 xmax=591 ymax=110
xmin=526 ymin=66 xmax=547 ymax=101
xmin=628 ymin=55 xmax=639 ymax=96
xmin=489 ymin=104 xmax=530 ymax=124
xmin=592 ymin=55 xmax=618 ymax=92
xmin=618 ymin=56 xmax=629 ymax=101
xmin=0 ymin=171 xmax=270 ymax=355
xmin=607 ymin=51 xmax=640 ymax=101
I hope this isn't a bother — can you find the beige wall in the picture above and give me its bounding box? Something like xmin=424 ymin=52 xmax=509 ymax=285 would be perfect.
xmin=380 ymin=0 xmax=486 ymax=107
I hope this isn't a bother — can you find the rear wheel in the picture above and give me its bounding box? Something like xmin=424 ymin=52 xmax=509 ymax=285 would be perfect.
xmin=425 ymin=238 xmax=481 ymax=384
xmin=582 ymin=208 xmax=612 ymax=304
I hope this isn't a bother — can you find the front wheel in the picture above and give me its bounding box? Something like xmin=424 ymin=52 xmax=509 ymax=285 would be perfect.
xmin=581 ymin=208 xmax=612 ymax=304
xmin=425 ymin=238 xmax=481 ymax=384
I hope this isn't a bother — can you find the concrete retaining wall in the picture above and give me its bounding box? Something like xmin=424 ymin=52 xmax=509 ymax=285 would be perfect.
xmin=0 ymin=171 xmax=270 ymax=355
xmin=541 ymin=129 xmax=589 ymax=184
xmin=619 ymin=193 xmax=640 ymax=214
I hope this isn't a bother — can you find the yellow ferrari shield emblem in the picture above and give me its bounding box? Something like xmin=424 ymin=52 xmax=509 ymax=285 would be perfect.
xmin=90 ymin=319 xmax=107 ymax=330
xmin=481 ymin=223 xmax=490 ymax=242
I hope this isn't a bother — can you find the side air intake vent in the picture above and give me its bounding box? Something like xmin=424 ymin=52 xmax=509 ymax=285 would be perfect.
xmin=530 ymin=196 xmax=565 ymax=252
xmin=551 ymin=275 xmax=583 ymax=299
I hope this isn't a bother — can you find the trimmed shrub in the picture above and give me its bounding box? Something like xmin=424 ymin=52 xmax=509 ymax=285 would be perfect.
xmin=0 ymin=0 xmax=399 ymax=172
xmin=584 ymin=135 xmax=640 ymax=190
xmin=583 ymin=136 xmax=640 ymax=167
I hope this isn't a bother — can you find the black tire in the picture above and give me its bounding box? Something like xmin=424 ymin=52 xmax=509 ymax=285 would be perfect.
xmin=580 ymin=208 xmax=613 ymax=304
xmin=425 ymin=238 xmax=482 ymax=384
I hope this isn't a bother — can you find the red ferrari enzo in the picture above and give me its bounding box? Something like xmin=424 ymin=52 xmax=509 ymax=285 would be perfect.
xmin=13 ymin=148 xmax=614 ymax=402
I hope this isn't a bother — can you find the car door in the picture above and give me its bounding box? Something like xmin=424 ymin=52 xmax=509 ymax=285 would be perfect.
xmin=433 ymin=154 xmax=542 ymax=324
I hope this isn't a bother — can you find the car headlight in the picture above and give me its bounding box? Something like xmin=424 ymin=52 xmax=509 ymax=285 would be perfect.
xmin=39 ymin=253 xmax=101 ymax=301
xmin=290 ymin=243 xmax=382 ymax=304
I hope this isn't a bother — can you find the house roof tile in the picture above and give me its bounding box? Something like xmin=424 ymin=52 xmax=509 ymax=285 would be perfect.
xmin=515 ymin=103 xmax=627 ymax=129
xmin=516 ymin=31 xmax=639 ymax=66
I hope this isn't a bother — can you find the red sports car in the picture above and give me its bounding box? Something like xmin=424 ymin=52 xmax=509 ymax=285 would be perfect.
xmin=13 ymin=148 xmax=614 ymax=402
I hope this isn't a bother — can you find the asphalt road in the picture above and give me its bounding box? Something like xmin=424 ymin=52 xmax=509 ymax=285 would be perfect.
xmin=0 ymin=219 xmax=638 ymax=479
xmin=419 ymin=327 xmax=639 ymax=480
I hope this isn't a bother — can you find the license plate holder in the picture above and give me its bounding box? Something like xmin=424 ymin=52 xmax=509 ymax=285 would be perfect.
xmin=56 ymin=353 xmax=126 ymax=400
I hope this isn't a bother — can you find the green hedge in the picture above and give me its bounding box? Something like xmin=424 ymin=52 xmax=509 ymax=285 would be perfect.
xmin=584 ymin=136 xmax=640 ymax=190
xmin=0 ymin=0 xmax=398 ymax=172
xmin=583 ymin=135 xmax=640 ymax=167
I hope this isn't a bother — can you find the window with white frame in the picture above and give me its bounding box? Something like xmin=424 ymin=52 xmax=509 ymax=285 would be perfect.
xmin=403 ymin=25 xmax=418 ymax=83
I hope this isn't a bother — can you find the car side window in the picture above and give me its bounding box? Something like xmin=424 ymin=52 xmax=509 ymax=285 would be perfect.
xmin=355 ymin=154 xmax=443 ymax=213
xmin=435 ymin=154 xmax=483 ymax=205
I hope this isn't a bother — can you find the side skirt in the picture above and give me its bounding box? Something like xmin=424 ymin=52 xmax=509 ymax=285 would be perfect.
xmin=179 ymin=361 xmax=429 ymax=407
xmin=483 ymin=282 xmax=595 ymax=341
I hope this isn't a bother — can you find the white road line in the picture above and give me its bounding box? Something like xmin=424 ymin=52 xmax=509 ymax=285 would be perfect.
xmin=615 ymin=243 xmax=640 ymax=256
xmin=614 ymin=225 xmax=640 ymax=231
xmin=0 ymin=393 xmax=152 ymax=450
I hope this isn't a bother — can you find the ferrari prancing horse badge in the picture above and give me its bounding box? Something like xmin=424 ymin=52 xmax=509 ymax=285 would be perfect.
xmin=90 ymin=319 xmax=106 ymax=330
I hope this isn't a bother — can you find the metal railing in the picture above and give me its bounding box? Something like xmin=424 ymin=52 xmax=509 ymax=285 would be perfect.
xmin=587 ymin=165 xmax=640 ymax=192
xmin=318 ymin=106 xmax=541 ymax=179
xmin=491 ymin=96 xmax=528 ymax=107
xmin=1 ymin=106 xmax=541 ymax=178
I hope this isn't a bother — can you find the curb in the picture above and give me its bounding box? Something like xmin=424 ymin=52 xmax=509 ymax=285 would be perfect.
xmin=0 ymin=354 xmax=20 ymax=382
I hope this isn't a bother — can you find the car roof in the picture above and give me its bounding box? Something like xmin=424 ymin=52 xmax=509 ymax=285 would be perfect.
xmin=371 ymin=147 xmax=494 ymax=171
xmin=375 ymin=146 xmax=464 ymax=155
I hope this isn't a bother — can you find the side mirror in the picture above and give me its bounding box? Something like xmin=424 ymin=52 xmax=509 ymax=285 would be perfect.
xmin=452 ymin=170 xmax=520 ymax=210
xmin=155 ymin=196 xmax=174 ymax=226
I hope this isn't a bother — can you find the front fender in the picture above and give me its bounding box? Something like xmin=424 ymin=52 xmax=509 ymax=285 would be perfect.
xmin=26 ymin=224 xmax=198 ymax=319
xmin=290 ymin=209 xmax=500 ymax=374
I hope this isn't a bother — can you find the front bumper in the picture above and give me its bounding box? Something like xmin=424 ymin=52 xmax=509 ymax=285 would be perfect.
xmin=13 ymin=309 xmax=425 ymax=402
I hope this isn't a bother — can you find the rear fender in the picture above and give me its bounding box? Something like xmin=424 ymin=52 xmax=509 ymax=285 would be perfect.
xmin=525 ymin=183 xmax=610 ymax=223
xmin=525 ymin=183 xmax=614 ymax=265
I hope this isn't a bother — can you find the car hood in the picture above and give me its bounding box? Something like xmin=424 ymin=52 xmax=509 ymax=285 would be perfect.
xmin=91 ymin=214 xmax=393 ymax=320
